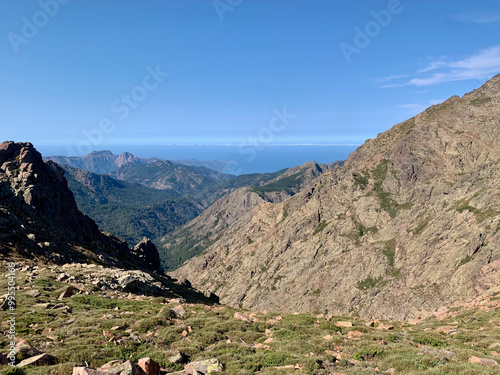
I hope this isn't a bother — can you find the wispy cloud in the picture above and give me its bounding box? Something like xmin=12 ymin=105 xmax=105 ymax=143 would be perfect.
xmin=378 ymin=46 xmax=500 ymax=88
xmin=373 ymin=74 xmax=408 ymax=83
xmin=399 ymin=99 xmax=445 ymax=115
xmin=449 ymin=11 xmax=500 ymax=24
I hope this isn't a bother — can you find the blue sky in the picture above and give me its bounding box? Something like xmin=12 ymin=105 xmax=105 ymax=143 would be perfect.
xmin=1 ymin=0 xmax=500 ymax=151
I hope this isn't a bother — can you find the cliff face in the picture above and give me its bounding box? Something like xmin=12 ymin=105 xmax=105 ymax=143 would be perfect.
xmin=172 ymin=75 xmax=500 ymax=319
xmin=0 ymin=142 xmax=128 ymax=262
xmin=160 ymin=161 xmax=339 ymax=271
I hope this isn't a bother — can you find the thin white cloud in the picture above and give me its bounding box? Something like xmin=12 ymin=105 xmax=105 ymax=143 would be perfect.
xmin=399 ymin=99 xmax=445 ymax=115
xmin=450 ymin=11 xmax=500 ymax=24
xmin=373 ymin=74 xmax=408 ymax=83
xmin=379 ymin=46 xmax=500 ymax=88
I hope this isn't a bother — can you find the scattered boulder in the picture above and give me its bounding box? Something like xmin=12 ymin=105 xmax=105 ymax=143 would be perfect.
xmin=73 ymin=360 xmax=146 ymax=374
xmin=26 ymin=289 xmax=41 ymax=297
xmin=377 ymin=323 xmax=395 ymax=330
xmin=17 ymin=353 xmax=57 ymax=368
xmin=131 ymin=237 xmax=162 ymax=273
xmin=15 ymin=339 xmax=42 ymax=358
xmin=335 ymin=321 xmax=353 ymax=328
xmin=118 ymin=275 xmax=140 ymax=291
xmin=234 ymin=312 xmax=251 ymax=322
xmin=468 ymin=356 xmax=498 ymax=367
xmin=0 ymin=298 xmax=12 ymax=310
xmin=171 ymin=305 xmax=186 ymax=318
xmin=168 ymin=351 xmax=187 ymax=365
xmin=72 ymin=368 xmax=101 ymax=375
xmin=185 ymin=358 xmax=223 ymax=374
xmin=435 ymin=325 xmax=458 ymax=334
xmin=347 ymin=331 xmax=363 ymax=339
xmin=101 ymin=360 xmax=125 ymax=369
xmin=138 ymin=357 xmax=160 ymax=375
xmin=57 ymin=272 xmax=70 ymax=282
xmin=58 ymin=286 xmax=75 ymax=300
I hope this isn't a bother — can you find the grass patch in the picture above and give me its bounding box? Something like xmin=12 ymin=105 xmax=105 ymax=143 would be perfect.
xmin=356 ymin=276 xmax=383 ymax=290
xmin=371 ymin=159 xmax=411 ymax=218
xmin=313 ymin=221 xmax=329 ymax=235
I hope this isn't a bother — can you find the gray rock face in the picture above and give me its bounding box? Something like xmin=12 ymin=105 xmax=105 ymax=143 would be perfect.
xmin=172 ymin=74 xmax=500 ymax=319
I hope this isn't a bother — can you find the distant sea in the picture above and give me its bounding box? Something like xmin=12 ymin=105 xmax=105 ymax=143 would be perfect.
xmin=35 ymin=144 xmax=360 ymax=175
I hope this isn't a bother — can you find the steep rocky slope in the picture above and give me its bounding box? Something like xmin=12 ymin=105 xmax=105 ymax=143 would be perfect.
xmin=0 ymin=142 xmax=128 ymax=263
xmin=161 ymin=161 xmax=339 ymax=271
xmin=172 ymin=75 xmax=500 ymax=319
xmin=46 ymin=150 xmax=159 ymax=174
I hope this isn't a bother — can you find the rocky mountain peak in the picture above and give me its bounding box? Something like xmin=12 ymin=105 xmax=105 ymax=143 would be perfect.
xmin=0 ymin=141 xmax=129 ymax=262
xmin=172 ymin=76 xmax=500 ymax=319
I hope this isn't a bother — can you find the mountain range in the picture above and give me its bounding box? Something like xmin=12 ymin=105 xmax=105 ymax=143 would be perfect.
xmin=46 ymin=151 xmax=233 ymax=174
xmin=171 ymin=74 xmax=500 ymax=319
xmin=2 ymin=75 xmax=500 ymax=374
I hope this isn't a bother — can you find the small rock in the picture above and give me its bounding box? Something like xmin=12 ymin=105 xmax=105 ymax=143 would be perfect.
xmin=15 ymin=339 xmax=41 ymax=358
xmin=26 ymin=289 xmax=41 ymax=297
xmin=57 ymin=272 xmax=70 ymax=282
xmin=490 ymin=343 xmax=500 ymax=349
xmin=347 ymin=331 xmax=363 ymax=339
xmin=234 ymin=312 xmax=251 ymax=322
xmin=377 ymin=323 xmax=395 ymax=330
xmin=336 ymin=321 xmax=353 ymax=328
xmin=168 ymin=351 xmax=187 ymax=365
xmin=101 ymin=360 xmax=125 ymax=368
xmin=264 ymin=337 xmax=274 ymax=344
xmin=138 ymin=357 xmax=160 ymax=375
xmin=171 ymin=305 xmax=186 ymax=318
xmin=17 ymin=353 xmax=56 ymax=368
xmin=468 ymin=356 xmax=498 ymax=367
xmin=185 ymin=358 xmax=223 ymax=374
xmin=58 ymin=286 xmax=74 ymax=300
xmin=266 ymin=319 xmax=279 ymax=325
xmin=435 ymin=325 xmax=458 ymax=334
xmin=72 ymin=368 xmax=100 ymax=375
xmin=0 ymin=298 xmax=11 ymax=310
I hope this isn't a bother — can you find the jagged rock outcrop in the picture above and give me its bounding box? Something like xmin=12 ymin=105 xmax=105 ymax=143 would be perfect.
xmin=172 ymin=75 xmax=500 ymax=319
xmin=131 ymin=237 xmax=162 ymax=273
xmin=0 ymin=141 xmax=129 ymax=262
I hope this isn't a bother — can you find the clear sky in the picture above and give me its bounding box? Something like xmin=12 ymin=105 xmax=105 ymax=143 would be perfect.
xmin=1 ymin=0 xmax=500 ymax=150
